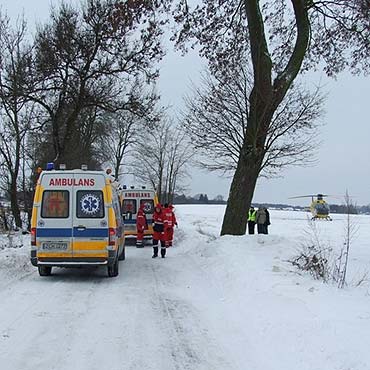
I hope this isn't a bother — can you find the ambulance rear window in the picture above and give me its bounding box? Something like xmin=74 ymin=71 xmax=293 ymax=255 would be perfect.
xmin=122 ymin=199 xmax=136 ymax=215
xmin=41 ymin=191 xmax=69 ymax=218
xmin=140 ymin=199 xmax=154 ymax=214
xmin=77 ymin=190 xmax=104 ymax=218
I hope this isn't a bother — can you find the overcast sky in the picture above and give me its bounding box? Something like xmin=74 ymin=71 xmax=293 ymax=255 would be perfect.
xmin=1 ymin=0 xmax=369 ymax=206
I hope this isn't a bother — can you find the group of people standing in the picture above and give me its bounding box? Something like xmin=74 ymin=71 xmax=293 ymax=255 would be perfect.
xmin=136 ymin=203 xmax=177 ymax=258
xmin=247 ymin=206 xmax=270 ymax=234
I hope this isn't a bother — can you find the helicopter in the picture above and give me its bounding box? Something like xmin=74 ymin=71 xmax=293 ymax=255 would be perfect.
xmin=289 ymin=194 xmax=332 ymax=220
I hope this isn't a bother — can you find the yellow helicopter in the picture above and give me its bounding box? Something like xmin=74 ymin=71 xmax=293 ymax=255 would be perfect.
xmin=290 ymin=194 xmax=332 ymax=220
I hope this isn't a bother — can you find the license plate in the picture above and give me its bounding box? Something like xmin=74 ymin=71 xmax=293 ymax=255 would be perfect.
xmin=41 ymin=242 xmax=68 ymax=251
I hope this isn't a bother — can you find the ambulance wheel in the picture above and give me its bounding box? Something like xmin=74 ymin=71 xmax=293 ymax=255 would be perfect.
xmin=118 ymin=247 xmax=125 ymax=261
xmin=108 ymin=258 xmax=119 ymax=277
xmin=38 ymin=266 xmax=52 ymax=276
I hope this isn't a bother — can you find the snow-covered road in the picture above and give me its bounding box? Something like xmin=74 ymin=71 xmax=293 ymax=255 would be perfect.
xmin=0 ymin=246 xmax=242 ymax=370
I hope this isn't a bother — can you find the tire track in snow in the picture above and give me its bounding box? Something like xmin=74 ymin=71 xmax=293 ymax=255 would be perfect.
xmin=0 ymin=269 xmax=105 ymax=369
xmin=150 ymin=262 xmax=236 ymax=370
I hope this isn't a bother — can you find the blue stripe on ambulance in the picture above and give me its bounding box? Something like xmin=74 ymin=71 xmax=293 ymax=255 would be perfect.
xmin=73 ymin=228 xmax=109 ymax=238
xmin=36 ymin=228 xmax=109 ymax=238
xmin=36 ymin=228 xmax=72 ymax=237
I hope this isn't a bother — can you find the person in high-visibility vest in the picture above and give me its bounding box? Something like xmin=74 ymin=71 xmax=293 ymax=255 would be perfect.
xmin=247 ymin=206 xmax=257 ymax=234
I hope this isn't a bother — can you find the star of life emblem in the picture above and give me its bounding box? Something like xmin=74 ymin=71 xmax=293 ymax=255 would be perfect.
xmin=142 ymin=203 xmax=151 ymax=212
xmin=80 ymin=194 xmax=100 ymax=215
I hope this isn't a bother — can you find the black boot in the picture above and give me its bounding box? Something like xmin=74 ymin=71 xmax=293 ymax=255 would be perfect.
xmin=152 ymin=246 xmax=158 ymax=258
xmin=161 ymin=248 xmax=166 ymax=258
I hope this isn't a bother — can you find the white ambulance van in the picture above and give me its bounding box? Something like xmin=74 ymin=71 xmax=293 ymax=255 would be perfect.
xmin=30 ymin=165 xmax=125 ymax=277
xmin=120 ymin=187 xmax=158 ymax=242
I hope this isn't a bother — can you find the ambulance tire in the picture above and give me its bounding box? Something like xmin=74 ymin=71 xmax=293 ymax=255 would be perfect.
xmin=108 ymin=258 xmax=119 ymax=277
xmin=118 ymin=247 xmax=125 ymax=261
xmin=38 ymin=266 xmax=52 ymax=276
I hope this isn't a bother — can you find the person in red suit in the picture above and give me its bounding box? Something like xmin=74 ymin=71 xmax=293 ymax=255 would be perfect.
xmin=152 ymin=203 xmax=165 ymax=258
xmin=163 ymin=203 xmax=178 ymax=254
xmin=136 ymin=204 xmax=147 ymax=248
xmin=168 ymin=204 xmax=177 ymax=247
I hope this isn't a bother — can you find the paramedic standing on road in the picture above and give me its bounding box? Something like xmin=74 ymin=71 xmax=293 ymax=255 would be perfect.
xmin=136 ymin=204 xmax=147 ymax=247
xmin=163 ymin=204 xmax=178 ymax=254
xmin=169 ymin=205 xmax=178 ymax=246
xmin=152 ymin=204 xmax=165 ymax=258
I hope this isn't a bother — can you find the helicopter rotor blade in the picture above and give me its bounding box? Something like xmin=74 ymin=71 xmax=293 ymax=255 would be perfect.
xmin=288 ymin=195 xmax=317 ymax=199
xmin=289 ymin=194 xmax=331 ymax=199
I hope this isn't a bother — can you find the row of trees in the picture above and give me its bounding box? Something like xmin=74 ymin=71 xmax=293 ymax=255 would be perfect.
xmin=0 ymin=0 xmax=369 ymax=235
xmin=173 ymin=193 xmax=226 ymax=204
xmin=0 ymin=1 xmax=190 ymax=230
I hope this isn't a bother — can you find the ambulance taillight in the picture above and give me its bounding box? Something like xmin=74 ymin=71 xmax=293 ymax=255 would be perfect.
xmin=108 ymin=228 xmax=116 ymax=246
xmin=31 ymin=228 xmax=36 ymax=246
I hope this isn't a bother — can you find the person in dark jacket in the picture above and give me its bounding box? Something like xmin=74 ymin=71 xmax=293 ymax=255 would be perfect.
xmin=256 ymin=207 xmax=267 ymax=234
xmin=247 ymin=206 xmax=257 ymax=234
xmin=152 ymin=204 xmax=165 ymax=258
xmin=264 ymin=208 xmax=271 ymax=234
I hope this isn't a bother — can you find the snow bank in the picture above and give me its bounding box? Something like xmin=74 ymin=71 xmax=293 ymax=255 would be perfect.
xmin=0 ymin=233 xmax=33 ymax=287
xmin=173 ymin=205 xmax=370 ymax=370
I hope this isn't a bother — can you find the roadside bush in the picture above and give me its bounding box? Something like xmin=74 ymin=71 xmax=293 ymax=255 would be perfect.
xmin=290 ymin=193 xmax=362 ymax=289
xmin=289 ymin=220 xmax=333 ymax=283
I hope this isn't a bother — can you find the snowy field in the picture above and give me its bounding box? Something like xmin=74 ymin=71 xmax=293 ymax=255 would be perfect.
xmin=0 ymin=205 xmax=370 ymax=370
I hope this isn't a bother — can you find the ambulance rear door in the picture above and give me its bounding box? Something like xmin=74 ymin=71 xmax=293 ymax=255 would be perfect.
xmin=72 ymin=173 xmax=109 ymax=261
xmin=37 ymin=172 xmax=73 ymax=261
xmin=121 ymin=194 xmax=137 ymax=236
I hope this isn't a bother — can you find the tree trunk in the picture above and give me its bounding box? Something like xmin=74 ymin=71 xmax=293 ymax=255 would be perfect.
xmin=114 ymin=161 xmax=120 ymax=180
xmin=10 ymin=134 xmax=22 ymax=229
xmin=221 ymin=141 xmax=264 ymax=235
xmin=9 ymin=179 xmax=22 ymax=229
xmin=220 ymin=0 xmax=273 ymax=235
xmin=220 ymin=0 xmax=309 ymax=236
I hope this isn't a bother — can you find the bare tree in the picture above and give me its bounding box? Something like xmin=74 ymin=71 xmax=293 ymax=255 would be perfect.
xmin=184 ymin=66 xmax=324 ymax=177
xmin=0 ymin=14 xmax=35 ymax=228
xmin=172 ymin=0 xmax=370 ymax=235
xmin=98 ymin=82 xmax=161 ymax=179
xmin=98 ymin=110 xmax=142 ymax=179
xmin=163 ymin=129 xmax=191 ymax=203
xmin=336 ymin=191 xmax=359 ymax=289
xmin=132 ymin=119 xmax=192 ymax=203
xmin=21 ymin=0 xmax=166 ymax=167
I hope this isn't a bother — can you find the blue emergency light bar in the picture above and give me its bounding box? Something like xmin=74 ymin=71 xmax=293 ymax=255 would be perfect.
xmin=46 ymin=162 xmax=55 ymax=171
